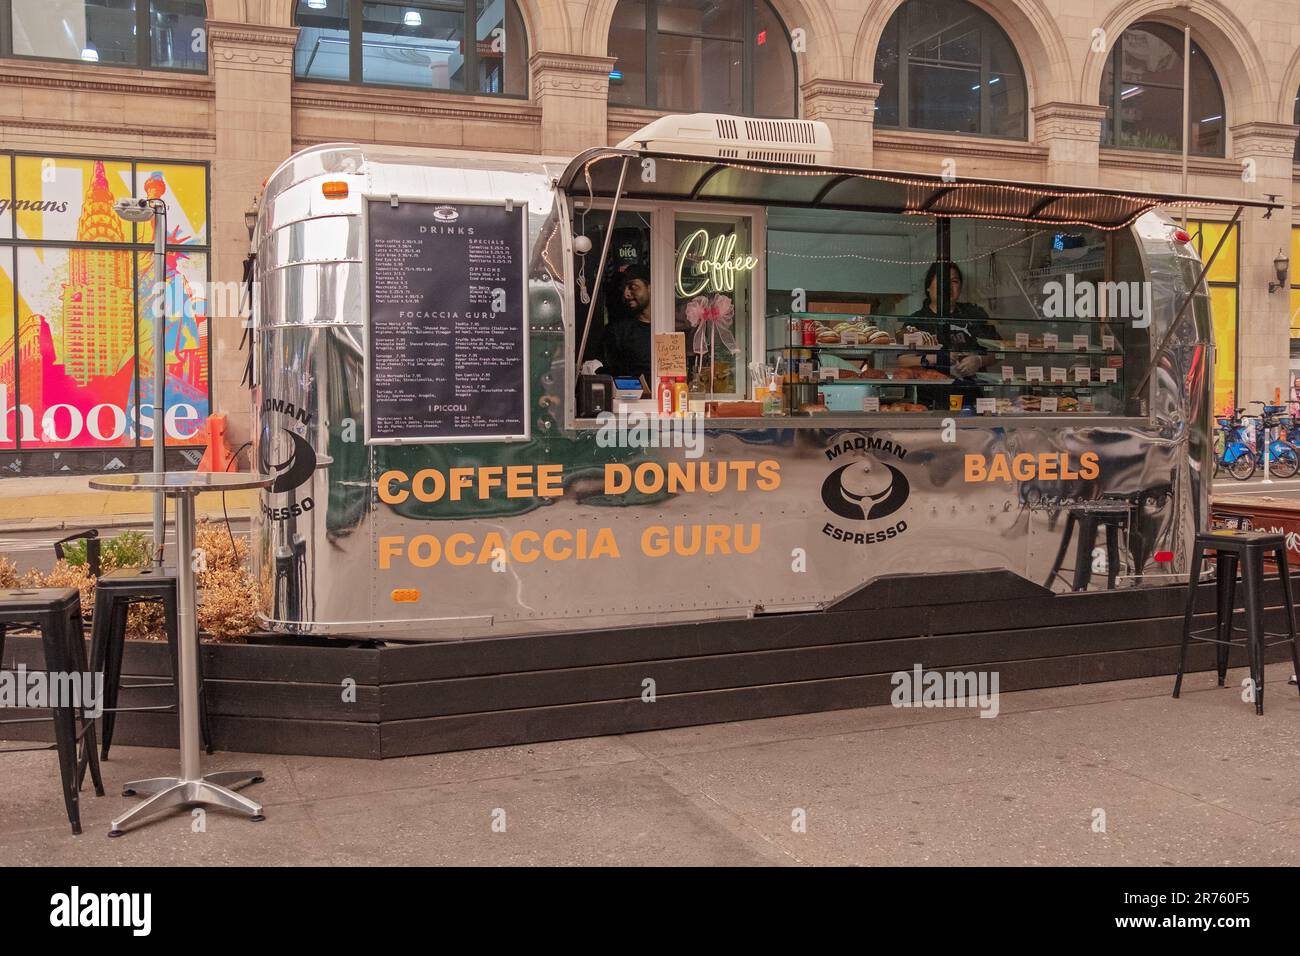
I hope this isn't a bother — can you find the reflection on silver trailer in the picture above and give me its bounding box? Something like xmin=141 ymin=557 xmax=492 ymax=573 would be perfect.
xmin=251 ymin=137 xmax=1274 ymax=640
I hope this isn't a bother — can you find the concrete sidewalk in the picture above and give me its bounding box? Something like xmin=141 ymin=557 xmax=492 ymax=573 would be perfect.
xmin=4 ymin=663 xmax=1300 ymax=866
xmin=0 ymin=475 xmax=255 ymax=533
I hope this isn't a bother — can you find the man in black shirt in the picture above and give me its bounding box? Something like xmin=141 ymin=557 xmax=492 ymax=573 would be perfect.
xmin=603 ymin=265 xmax=653 ymax=387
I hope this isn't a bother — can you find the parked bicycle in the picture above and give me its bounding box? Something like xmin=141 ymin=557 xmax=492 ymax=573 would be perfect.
xmin=1213 ymin=404 xmax=1300 ymax=480
xmin=1250 ymin=402 xmax=1300 ymax=478
xmin=1215 ymin=408 xmax=1257 ymax=480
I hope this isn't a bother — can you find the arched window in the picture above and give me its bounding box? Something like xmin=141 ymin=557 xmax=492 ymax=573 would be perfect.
xmin=874 ymin=0 xmax=1027 ymax=138
xmin=608 ymin=0 xmax=796 ymax=117
xmin=1099 ymin=22 xmax=1224 ymax=156
xmin=294 ymin=0 xmax=528 ymax=95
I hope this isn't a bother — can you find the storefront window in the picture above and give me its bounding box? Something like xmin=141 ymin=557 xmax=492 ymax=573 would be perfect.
xmin=873 ymin=0 xmax=1028 ymax=138
xmin=1100 ymin=23 xmax=1225 ymax=157
xmin=294 ymin=0 xmax=528 ymax=95
xmin=0 ymin=153 xmax=211 ymax=452
xmin=5 ymin=0 xmax=207 ymax=71
xmin=1187 ymin=220 xmax=1239 ymax=415
xmin=1291 ymin=226 xmax=1300 ymax=342
xmin=607 ymin=0 xmax=795 ymax=118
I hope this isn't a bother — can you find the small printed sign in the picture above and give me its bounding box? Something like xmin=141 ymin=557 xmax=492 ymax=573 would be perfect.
xmin=1073 ymin=335 xmax=1089 ymax=351
xmin=1102 ymin=334 xmax=1116 ymax=350
xmin=902 ymin=332 xmax=925 ymax=348
xmin=1001 ymin=365 xmax=1015 ymax=383
xmin=949 ymin=394 xmax=964 ymax=412
xmin=1106 ymin=355 xmax=1124 ymax=368
xmin=1050 ymin=367 xmax=1067 ymax=383
xmin=1041 ymin=396 xmax=1058 ymax=412
xmin=1099 ymin=367 xmax=1117 ymax=383
xmin=862 ymin=395 xmax=880 ymax=412
xmin=1025 ymin=366 xmax=1044 ymax=383
xmin=1044 ymin=333 xmax=1059 ymax=350
xmin=842 ymin=330 xmax=861 ymax=346
xmin=1015 ymin=333 xmax=1030 ymax=349
xmin=819 ymin=367 xmax=839 ymax=381
xmin=1073 ymin=366 xmax=1091 ymax=383
xmin=975 ymin=397 xmax=997 ymax=415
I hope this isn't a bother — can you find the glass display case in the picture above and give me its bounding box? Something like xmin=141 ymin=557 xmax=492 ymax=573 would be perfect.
xmin=766 ymin=309 xmax=1130 ymax=416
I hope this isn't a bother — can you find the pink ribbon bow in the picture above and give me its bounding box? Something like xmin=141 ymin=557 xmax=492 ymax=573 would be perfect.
xmin=685 ymin=294 xmax=737 ymax=356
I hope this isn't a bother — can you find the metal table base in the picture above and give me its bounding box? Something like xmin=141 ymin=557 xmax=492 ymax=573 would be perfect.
xmin=91 ymin=474 xmax=272 ymax=837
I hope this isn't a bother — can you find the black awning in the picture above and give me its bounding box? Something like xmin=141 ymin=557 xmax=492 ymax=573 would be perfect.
xmin=558 ymin=148 xmax=1282 ymax=230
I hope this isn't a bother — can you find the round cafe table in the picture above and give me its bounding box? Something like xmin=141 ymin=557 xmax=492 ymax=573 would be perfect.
xmin=89 ymin=472 xmax=273 ymax=836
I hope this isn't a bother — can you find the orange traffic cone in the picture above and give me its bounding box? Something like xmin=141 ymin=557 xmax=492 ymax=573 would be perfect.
xmin=197 ymin=413 xmax=230 ymax=472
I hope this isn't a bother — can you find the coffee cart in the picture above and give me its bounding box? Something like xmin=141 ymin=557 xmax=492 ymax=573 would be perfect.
xmin=251 ymin=117 xmax=1281 ymax=641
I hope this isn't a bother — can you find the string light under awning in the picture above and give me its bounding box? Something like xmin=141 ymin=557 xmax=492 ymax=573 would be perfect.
xmin=559 ymin=148 xmax=1282 ymax=231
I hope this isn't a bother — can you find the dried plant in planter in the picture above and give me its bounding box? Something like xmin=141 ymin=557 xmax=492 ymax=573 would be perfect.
xmin=14 ymin=520 xmax=259 ymax=643
xmin=193 ymin=519 xmax=259 ymax=642
xmin=0 ymin=554 xmax=19 ymax=589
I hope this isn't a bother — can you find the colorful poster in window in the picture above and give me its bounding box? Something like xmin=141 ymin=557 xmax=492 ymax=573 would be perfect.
xmin=0 ymin=155 xmax=12 ymax=239
xmin=13 ymin=156 xmax=136 ymax=243
xmin=0 ymin=154 xmax=210 ymax=452
xmin=136 ymin=248 xmax=209 ymax=447
xmin=0 ymin=249 xmax=14 ymax=450
xmin=15 ymin=245 xmax=138 ymax=449
xmin=134 ymin=163 xmax=208 ymax=246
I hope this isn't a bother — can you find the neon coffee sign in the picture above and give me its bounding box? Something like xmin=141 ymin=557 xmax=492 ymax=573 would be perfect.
xmin=675 ymin=229 xmax=758 ymax=297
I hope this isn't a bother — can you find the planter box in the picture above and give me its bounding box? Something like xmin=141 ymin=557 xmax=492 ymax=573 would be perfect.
xmin=1 ymin=569 xmax=1294 ymax=758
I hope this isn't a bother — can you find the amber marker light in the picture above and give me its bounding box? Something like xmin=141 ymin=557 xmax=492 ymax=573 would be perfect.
xmin=391 ymin=589 xmax=420 ymax=603
xmin=322 ymin=181 xmax=350 ymax=199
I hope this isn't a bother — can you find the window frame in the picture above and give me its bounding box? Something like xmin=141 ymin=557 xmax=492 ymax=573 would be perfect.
xmin=293 ymin=0 xmax=529 ymax=99
xmin=0 ymin=0 xmax=209 ymax=74
xmin=1100 ymin=23 xmax=1226 ymax=158
xmin=564 ymin=197 xmax=769 ymax=415
xmin=873 ymin=0 xmax=1029 ymax=141
xmin=609 ymin=0 xmax=797 ymax=119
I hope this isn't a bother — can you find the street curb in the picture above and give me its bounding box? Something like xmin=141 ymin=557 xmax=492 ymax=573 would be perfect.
xmin=0 ymin=510 xmax=253 ymax=535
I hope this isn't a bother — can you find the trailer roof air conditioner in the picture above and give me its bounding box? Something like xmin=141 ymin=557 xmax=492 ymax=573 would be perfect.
xmin=617 ymin=113 xmax=833 ymax=166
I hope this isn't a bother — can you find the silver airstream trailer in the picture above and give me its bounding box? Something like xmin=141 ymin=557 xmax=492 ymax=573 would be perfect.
xmin=250 ymin=116 xmax=1277 ymax=640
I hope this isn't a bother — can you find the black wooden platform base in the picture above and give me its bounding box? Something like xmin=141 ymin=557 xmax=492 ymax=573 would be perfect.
xmin=1 ymin=570 xmax=1295 ymax=758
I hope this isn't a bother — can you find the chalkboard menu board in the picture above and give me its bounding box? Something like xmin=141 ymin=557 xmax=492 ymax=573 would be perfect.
xmin=365 ymin=198 xmax=529 ymax=443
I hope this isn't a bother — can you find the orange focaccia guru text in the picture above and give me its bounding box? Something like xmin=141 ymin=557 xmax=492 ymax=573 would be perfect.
xmin=964 ymin=452 xmax=1100 ymax=482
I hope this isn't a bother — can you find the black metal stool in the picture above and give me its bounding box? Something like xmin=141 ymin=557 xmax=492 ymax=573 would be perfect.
xmin=0 ymin=588 xmax=105 ymax=835
xmin=1173 ymin=530 xmax=1300 ymax=715
xmin=1044 ymin=501 xmax=1131 ymax=591
xmin=90 ymin=568 xmax=213 ymax=759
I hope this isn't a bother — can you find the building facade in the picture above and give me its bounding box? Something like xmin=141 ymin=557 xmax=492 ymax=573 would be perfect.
xmin=0 ymin=0 xmax=1297 ymax=466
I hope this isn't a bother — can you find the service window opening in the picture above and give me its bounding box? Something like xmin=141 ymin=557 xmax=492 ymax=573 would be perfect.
xmin=763 ymin=208 xmax=1150 ymax=417
xmin=573 ymin=208 xmax=653 ymax=385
